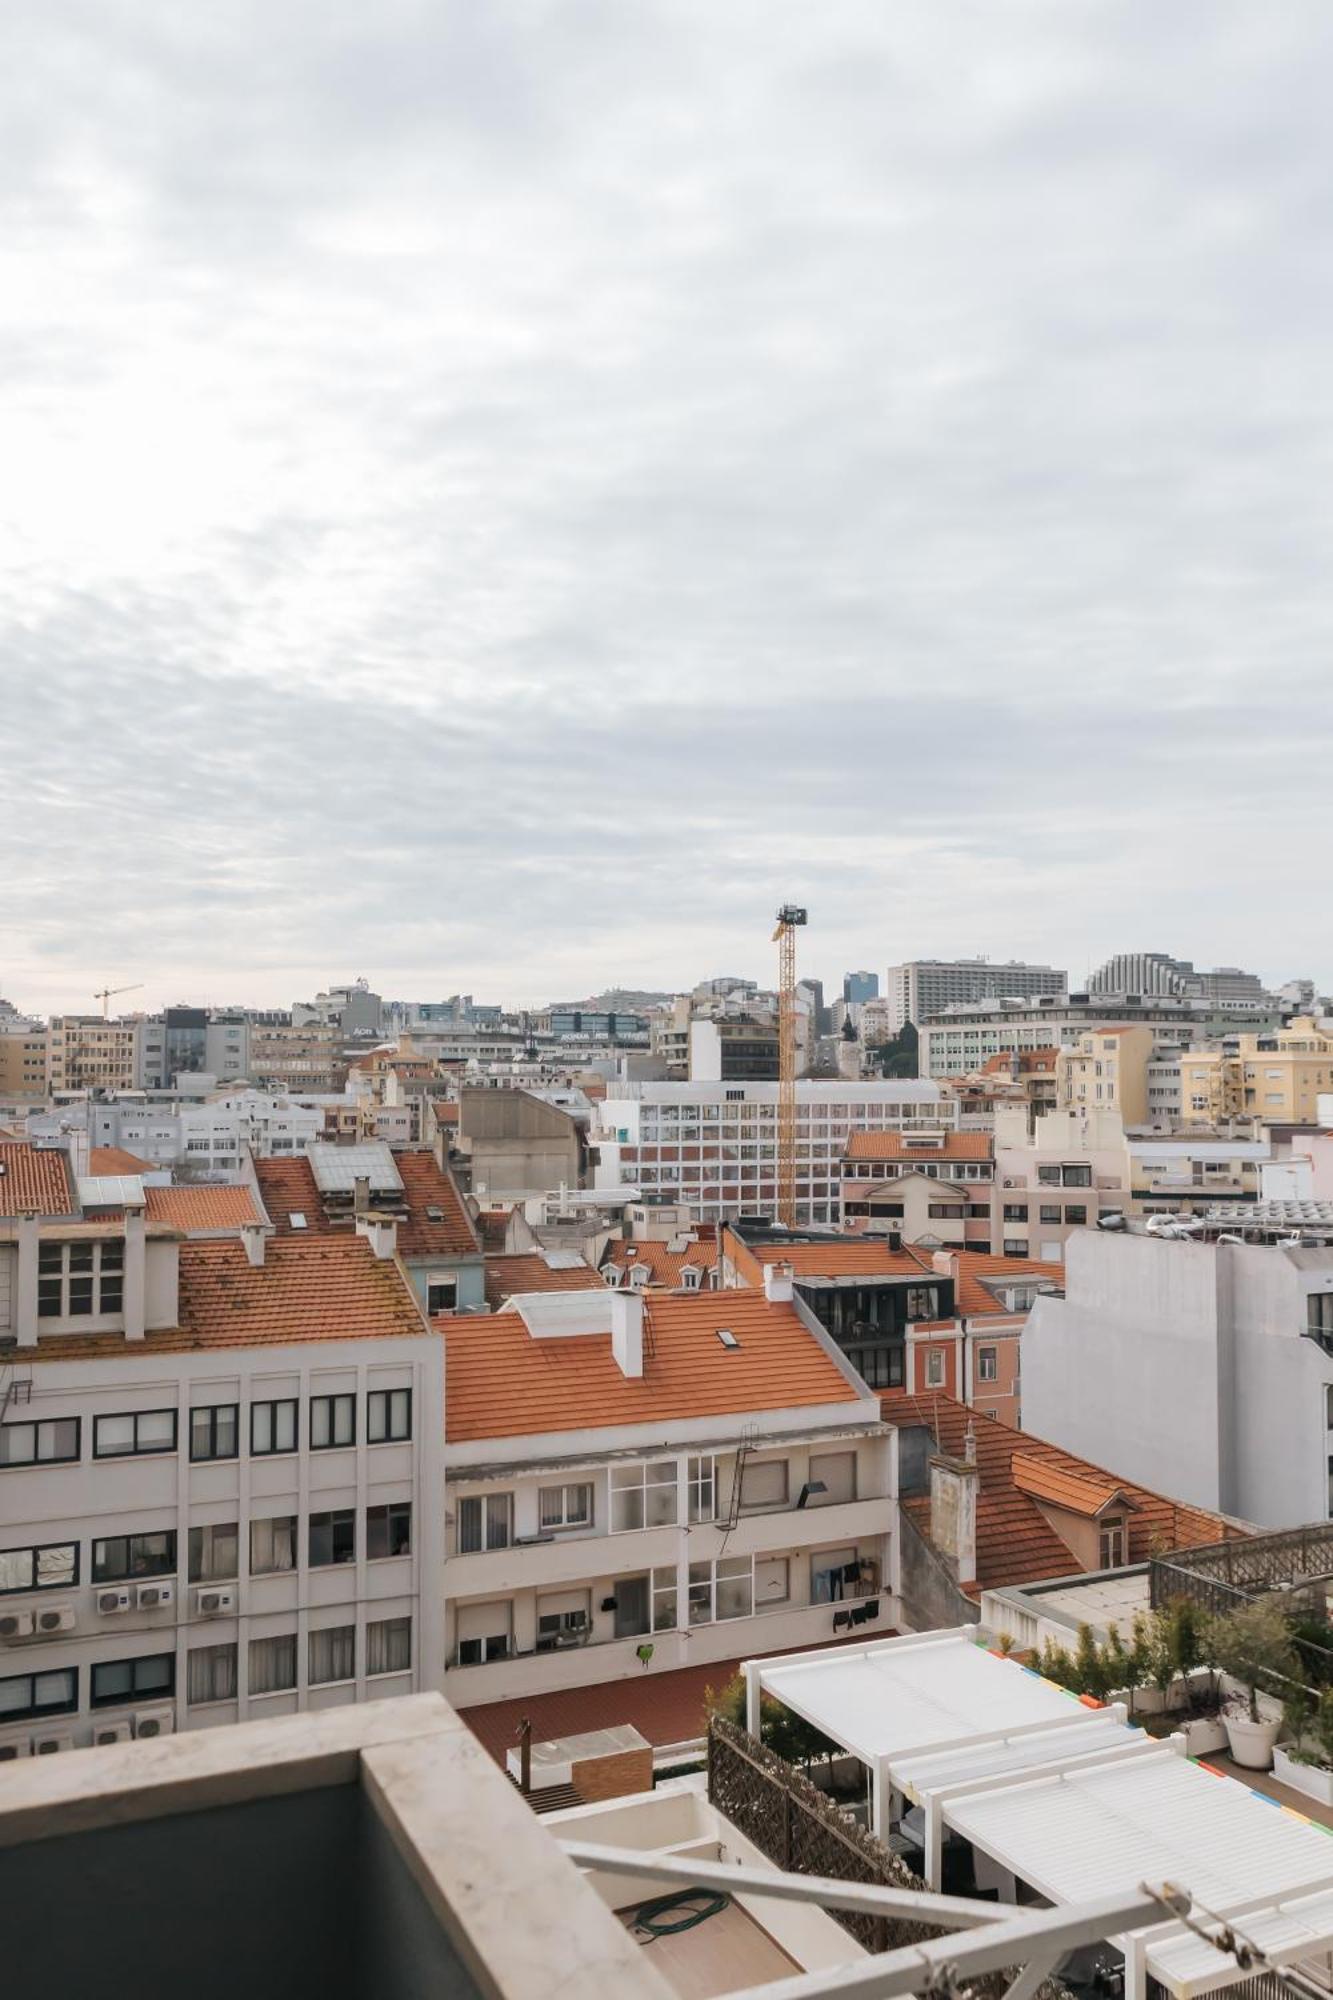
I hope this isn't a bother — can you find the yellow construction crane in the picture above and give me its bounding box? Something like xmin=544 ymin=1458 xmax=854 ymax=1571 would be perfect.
xmin=93 ymin=983 xmax=143 ymax=1019
xmin=771 ymin=903 xmax=808 ymax=1227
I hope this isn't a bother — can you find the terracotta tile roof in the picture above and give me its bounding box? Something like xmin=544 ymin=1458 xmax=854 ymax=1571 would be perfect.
xmin=1010 ymin=1451 xmax=1128 ymax=1518
xmin=908 ymin=1248 xmax=1064 ymax=1318
xmin=253 ymin=1157 xmax=335 ymax=1234
xmin=879 ymin=1391 xmax=1236 ymax=1597
xmin=459 ymin=1631 xmax=897 ymax=1764
xmin=445 ymin=1291 xmax=860 ymax=1444
xmin=89 ymin=1146 xmax=155 ymax=1175
xmin=474 ymin=1208 xmax=514 ymax=1251
xmin=392 ymin=1151 xmax=479 ymax=1258
xmin=0 ymin=1142 xmax=76 ymax=1219
xmin=143 ymin=1184 xmax=260 ymax=1234
xmin=13 ymin=1235 xmax=429 ymax=1361
xmin=979 ymin=1049 xmax=1059 ymax=1074
xmin=603 ymin=1233 xmax=719 ymax=1289
xmin=727 ymin=1230 xmax=926 ymax=1285
xmin=845 ymin=1131 xmax=994 ymax=1163
xmin=483 ymin=1252 xmax=606 ymax=1312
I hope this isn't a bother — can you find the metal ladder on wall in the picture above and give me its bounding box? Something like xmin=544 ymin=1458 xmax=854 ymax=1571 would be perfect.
xmin=720 ymin=1423 xmax=760 ymax=1534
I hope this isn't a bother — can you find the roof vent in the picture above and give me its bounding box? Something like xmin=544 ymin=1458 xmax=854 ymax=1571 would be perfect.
xmin=716 ymin=1327 xmax=740 ymax=1350
xmin=425 ymin=1205 xmax=444 ymax=1222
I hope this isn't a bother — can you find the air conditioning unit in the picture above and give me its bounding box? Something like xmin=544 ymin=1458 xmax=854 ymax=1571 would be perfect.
xmin=195 ymin=1585 xmax=236 ymax=1617
xmin=0 ymin=1738 xmax=32 ymax=1761
xmin=137 ymin=1581 xmax=175 ymax=1611
xmin=0 ymin=1609 xmax=35 ymax=1642
xmin=31 ymin=1729 xmax=76 ymax=1755
xmin=96 ymin=1588 xmax=133 ymax=1615
xmin=93 ymin=1719 xmax=134 ymax=1747
xmin=34 ymin=1604 xmax=76 ymax=1635
xmin=134 ymin=1707 xmax=175 ymax=1740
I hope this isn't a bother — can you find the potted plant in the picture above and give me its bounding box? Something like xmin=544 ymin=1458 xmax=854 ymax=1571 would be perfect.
xmin=1207 ymin=1599 xmax=1301 ymax=1769
xmin=1274 ymin=1688 xmax=1333 ymax=1808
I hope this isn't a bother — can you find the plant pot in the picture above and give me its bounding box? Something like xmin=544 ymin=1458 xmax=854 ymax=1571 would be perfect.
xmin=1180 ymin=1714 xmax=1228 ymax=1756
xmin=1273 ymin=1745 xmax=1333 ymax=1807
xmin=1223 ymin=1712 xmax=1282 ymax=1769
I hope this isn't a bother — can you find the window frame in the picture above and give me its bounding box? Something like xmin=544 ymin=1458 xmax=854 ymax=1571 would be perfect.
xmin=309 ymin=1393 xmax=356 ymax=1452
xmin=187 ymin=1641 xmax=238 ymax=1707
xmin=93 ymin=1409 xmax=178 ymax=1461
xmin=456 ymin=1492 xmax=513 ymax=1554
xmin=367 ymin=1615 xmax=412 ymax=1677
xmin=249 ymin=1632 xmax=298 ymax=1697
xmin=0 ymin=1541 xmax=80 ymax=1595
xmin=976 ymin=1346 xmax=998 ymax=1384
xmin=90 ymin=1651 xmax=176 ymax=1709
xmin=924 ymin=1349 xmax=947 ymax=1389
xmin=0 ymin=1417 xmax=82 ymax=1471
xmin=188 ymin=1522 xmax=240 ymax=1584
xmin=308 ymin=1625 xmax=356 ymax=1687
xmin=610 ymin=1461 xmax=678 ymax=1533
xmin=308 ymin=1510 xmax=356 ymax=1568
xmin=366 ymin=1501 xmax=412 ymax=1560
xmin=0 ymin=1667 xmax=78 ymax=1722
xmin=250 ymin=1398 xmax=299 ymax=1457
xmin=249 ymin=1515 xmax=298 ymax=1576
xmin=367 ymin=1387 xmax=412 ymax=1444
xmin=92 ymin=1531 xmax=177 ymax=1584
xmin=537 ymin=1483 xmax=594 ymax=1532
xmin=189 ymin=1404 xmax=239 ymax=1463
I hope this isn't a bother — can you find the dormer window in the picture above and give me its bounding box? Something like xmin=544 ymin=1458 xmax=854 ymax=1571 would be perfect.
xmin=37 ymin=1240 xmax=124 ymax=1319
xmin=1099 ymin=1515 xmax=1128 ymax=1568
xmin=681 ymin=1266 xmax=701 ymax=1290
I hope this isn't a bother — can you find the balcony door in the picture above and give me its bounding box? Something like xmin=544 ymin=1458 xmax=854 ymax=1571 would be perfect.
xmin=614 ymin=1574 xmax=650 ymax=1638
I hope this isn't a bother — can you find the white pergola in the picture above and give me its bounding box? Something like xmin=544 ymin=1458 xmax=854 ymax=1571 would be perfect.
xmin=743 ymin=1628 xmax=1333 ymax=2000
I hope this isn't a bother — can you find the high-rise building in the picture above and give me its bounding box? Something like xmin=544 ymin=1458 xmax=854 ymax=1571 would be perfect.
xmin=843 ymin=971 xmax=879 ymax=1006
xmin=1086 ymin=953 xmax=1272 ymax=1010
xmin=47 ymin=1016 xmax=138 ymax=1095
xmin=884 ymin=959 xmax=1066 ymax=1034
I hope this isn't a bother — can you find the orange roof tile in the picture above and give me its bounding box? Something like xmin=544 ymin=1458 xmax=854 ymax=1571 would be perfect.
xmin=0 ymin=1142 xmax=76 ymax=1219
xmin=880 ymin=1391 xmax=1236 ymax=1596
xmin=726 ymin=1230 xmax=927 ymax=1285
xmin=483 ymin=1253 xmax=606 ymax=1312
xmin=845 ymin=1131 xmax=993 ymax=1163
xmin=445 ymin=1291 xmax=859 ymax=1443
xmin=603 ymin=1233 xmax=720 ymax=1289
xmin=392 ymin=1152 xmax=479 ymax=1258
xmin=908 ymin=1247 xmax=1064 ymax=1318
xmin=89 ymin=1146 xmax=155 ymax=1175
xmin=1010 ymin=1451 xmax=1129 ymax=1518
xmin=253 ymin=1156 xmax=335 ymax=1234
xmin=143 ymin=1184 xmax=260 ymax=1234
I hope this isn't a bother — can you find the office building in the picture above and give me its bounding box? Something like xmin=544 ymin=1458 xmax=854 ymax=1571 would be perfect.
xmin=47 ymin=1016 xmax=138 ymax=1095
xmin=843 ymin=971 xmax=879 ymax=1007
xmin=884 ymin=960 xmax=1066 ymax=1035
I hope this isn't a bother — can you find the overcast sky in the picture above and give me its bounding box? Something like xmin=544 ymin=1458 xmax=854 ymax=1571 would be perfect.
xmin=4 ymin=2 xmax=1332 ymax=1015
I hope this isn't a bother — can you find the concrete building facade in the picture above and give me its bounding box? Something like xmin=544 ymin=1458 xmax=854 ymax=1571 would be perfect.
xmin=884 ymin=960 xmax=1067 ymax=1035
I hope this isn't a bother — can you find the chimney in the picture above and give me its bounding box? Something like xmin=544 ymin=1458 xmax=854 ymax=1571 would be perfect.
xmin=353 ymin=1175 xmax=371 ymax=1215
xmin=241 ymin=1223 xmax=266 ymax=1268
xmin=123 ymin=1209 xmax=147 ymax=1339
xmin=356 ymin=1214 xmax=397 ymax=1261
xmin=611 ymin=1290 xmax=644 ymax=1378
xmin=929 ymin=1446 xmax=979 ymax=1589
xmin=763 ymin=1259 xmax=794 ymax=1304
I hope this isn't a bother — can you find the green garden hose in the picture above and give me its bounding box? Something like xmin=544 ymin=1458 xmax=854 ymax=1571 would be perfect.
xmin=630 ymin=1889 xmax=733 ymax=1939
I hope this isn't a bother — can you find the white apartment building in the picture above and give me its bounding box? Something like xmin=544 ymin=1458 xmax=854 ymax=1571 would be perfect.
xmin=592 ymin=1080 xmax=951 ymax=1227
xmin=27 ymin=1091 xmax=324 ymax=1176
xmin=884 ymin=960 xmax=1066 ymax=1035
xmin=1023 ymin=1230 xmax=1333 ymax=1528
xmin=917 ymin=995 xmax=1222 ymax=1081
xmin=0 ymin=1142 xmax=444 ymax=1756
xmin=441 ymin=1275 xmax=896 ymax=1713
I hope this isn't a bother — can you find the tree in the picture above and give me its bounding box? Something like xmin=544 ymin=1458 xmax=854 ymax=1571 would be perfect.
xmin=1207 ymin=1598 xmax=1302 ymax=1723
xmin=1074 ymin=1624 xmax=1107 ymax=1700
xmin=867 ymin=1022 xmax=919 ymax=1078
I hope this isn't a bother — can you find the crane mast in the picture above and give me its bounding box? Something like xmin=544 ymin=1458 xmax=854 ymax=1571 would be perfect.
xmin=771 ymin=904 xmax=808 ymax=1228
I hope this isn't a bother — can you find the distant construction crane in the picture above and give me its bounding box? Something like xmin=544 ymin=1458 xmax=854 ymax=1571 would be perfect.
xmin=92 ymin=983 xmax=143 ymax=1019
xmin=771 ymin=904 xmax=808 ymax=1228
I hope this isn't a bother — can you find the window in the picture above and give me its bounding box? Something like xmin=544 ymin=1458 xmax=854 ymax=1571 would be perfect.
xmin=0 ymin=1418 xmax=80 ymax=1469
xmin=905 ymin=1286 xmax=939 ymax=1321
xmin=92 ymin=1532 xmax=176 ymax=1583
xmin=688 ymin=1455 xmax=717 ymax=1523
xmin=427 ymin=1278 xmax=457 ymax=1314
xmin=924 ymin=1349 xmax=946 ymax=1389
xmin=1003 ymin=1204 xmax=1027 ymax=1222
xmin=368 ymin=1388 xmax=412 ymax=1443
xmin=1003 ymin=1239 xmax=1028 ymax=1258
xmin=1312 ymin=1296 xmax=1333 ymax=1347
xmin=455 ymin=1604 xmax=512 ymax=1665
xmin=1065 ymin=1205 xmax=1088 ymax=1225
xmin=250 ymin=1515 xmax=297 ymax=1575
xmin=251 ymin=1399 xmax=298 ymax=1455
xmin=92 ymin=1652 xmax=174 ymax=1708
xmin=188 ymin=1643 xmax=238 ymax=1705
xmin=1062 ymin=1164 xmax=1092 ymax=1187
xmin=310 ymin=1394 xmax=355 ymax=1450
xmin=809 ymin=1450 xmax=856 ymax=1506
xmin=1037 ymin=1165 xmax=1060 ymax=1185
xmin=538 ymin=1484 xmax=593 ymax=1531
xmin=977 ymin=1347 xmax=998 ymax=1383
xmin=457 ymin=1493 xmax=512 ymax=1553
xmin=740 ymin=1458 xmax=788 ymax=1511
xmin=1098 ymin=1516 xmax=1128 ymax=1568
xmin=366 ymin=1502 xmax=412 ymax=1559
xmin=367 ymin=1616 xmax=412 ymax=1676
xmin=93 ymin=1409 xmax=177 ymax=1459
xmin=754 ymin=1555 xmax=790 ymax=1605
xmin=36 ymin=1239 xmax=123 ymax=1318
xmin=0 ymin=1668 xmax=77 ymax=1722
xmin=0 ymin=1542 xmax=78 ymax=1594
xmin=611 ymin=1461 xmax=677 ymax=1531
xmin=652 ymin=1567 xmax=678 ymax=1631
xmin=190 ymin=1405 xmax=239 ymax=1462
xmin=249 ymin=1633 xmax=297 ymax=1696
xmin=309 ymin=1511 xmax=355 ymax=1567
xmin=1039 ymin=1205 xmax=1061 ymax=1224
xmin=309 ymin=1625 xmax=356 ymax=1685
xmin=688 ymin=1555 xmax=753 ymax=1624
xmin=847 ymin=1343 xmax=905 ymax=1389
xmin=536 ymin=1590 xmax=591 ymax=1650
xmin=189 ymin=1523 xmax=239 ymax=1583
